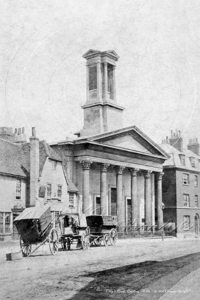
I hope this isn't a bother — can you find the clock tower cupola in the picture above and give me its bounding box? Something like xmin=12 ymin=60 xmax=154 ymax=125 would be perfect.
xmin=80 ymin=49 xmax=124 ymax=137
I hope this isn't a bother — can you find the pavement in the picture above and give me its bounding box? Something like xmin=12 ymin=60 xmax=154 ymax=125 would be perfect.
xmin=158 ymin=267 xmax=200 ymax=300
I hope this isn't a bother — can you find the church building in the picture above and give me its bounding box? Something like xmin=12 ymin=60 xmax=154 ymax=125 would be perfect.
xmin=51 ymin=50 xmax=168 ymax=231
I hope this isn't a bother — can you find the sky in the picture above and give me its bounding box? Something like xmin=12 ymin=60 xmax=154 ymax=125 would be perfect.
xmin=0 ymin=0 xmax=200 ymax=146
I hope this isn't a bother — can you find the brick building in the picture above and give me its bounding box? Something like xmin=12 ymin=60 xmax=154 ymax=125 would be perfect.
xmin=160 ymin=131 xmax=200 ymax=237
xmin=0 ymin=127 xmax=72 ymax=240
xmin=51 ymin=49 xmax=168 ymax=232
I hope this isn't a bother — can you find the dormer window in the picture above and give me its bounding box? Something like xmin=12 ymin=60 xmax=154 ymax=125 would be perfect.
xmin=190 ymin=157 xmax=195 ymax=168
xmin=179 ymin=154 xmax=185 ymax=166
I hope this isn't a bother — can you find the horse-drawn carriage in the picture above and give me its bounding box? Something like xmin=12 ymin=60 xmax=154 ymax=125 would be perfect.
xmin=59 ymin=212 xmax=90 ymax=250
xmin=14 ymin=206 xmax=59 ymax=257
xmin=86 ymin=215 xmax=118 ymax=247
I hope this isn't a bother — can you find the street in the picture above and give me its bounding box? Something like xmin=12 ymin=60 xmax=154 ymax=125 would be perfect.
xmin=1 ymin=237 xmax=200 ymax=300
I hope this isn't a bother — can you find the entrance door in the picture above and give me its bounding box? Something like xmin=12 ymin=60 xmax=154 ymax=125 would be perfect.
xmin=127 ymin=199 xmax=132 ymax=226
xmin=111 ymin=188 xmax=117 ymax=216
xmin=195 ymin=214 xmax=199 ymax=235
xmin=96 ymin=196 xmax=101 ymax=215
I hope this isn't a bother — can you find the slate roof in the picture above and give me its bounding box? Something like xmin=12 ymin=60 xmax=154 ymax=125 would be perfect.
xmin=0 ymin=139 xmax=26 ymax=177
xmin=0 ymin=139 xmax=62 ymax=178
xmin=159 ymin=142 xmax=200 ymax=171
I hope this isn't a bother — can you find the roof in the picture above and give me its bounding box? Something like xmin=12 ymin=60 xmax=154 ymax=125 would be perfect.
xmin=159 ymin=142 xmax=200 ymax=171
xmin=0 ymin=139 xmax=27 ymax=177
xmin=21 ymin=140 xmax=61 ymax=176
xmin=67 ymin=179 xmax=78 ymax=193
xmin=82 ymin=49 xmax=119 ymax=61
xmin=53 ymin=125 xmax=169 ymax=160
xmin=0 ymin=138 xmax=62 ymax=178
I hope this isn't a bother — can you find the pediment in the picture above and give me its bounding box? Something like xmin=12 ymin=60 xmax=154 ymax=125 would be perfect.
xmin=82 ymin=49 xmax=100 ymax=59
xmin=100 ymin=135 xmax=152 ymax=154
xmin=89 ymin=126 xmax=167 ymax=157
xmin=83 ymin=49 xmax=119 ymax=61
xmin=104 ymin=50 xmax=119 ymax=59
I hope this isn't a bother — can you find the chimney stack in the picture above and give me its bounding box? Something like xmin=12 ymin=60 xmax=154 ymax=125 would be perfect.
xmin=169 ymin=130 xmax=183 ymax=152
xmin=187 ymin=137 xmax=200 ymax=156
xmin=0 ymin=127 xmax=14 ymax=142
xmin=29 ymin=127 xmax=39 ymax=206
xmin=14 ymin=127 xmax=26 ymax=143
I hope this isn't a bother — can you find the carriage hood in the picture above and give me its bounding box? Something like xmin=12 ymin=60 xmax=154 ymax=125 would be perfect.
xmin=14 ymin=205 xmax=52 ymax=235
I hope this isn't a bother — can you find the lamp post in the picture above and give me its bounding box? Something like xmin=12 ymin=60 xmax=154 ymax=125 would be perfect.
xmin=162 ymin=202 xmax=165 ymax=241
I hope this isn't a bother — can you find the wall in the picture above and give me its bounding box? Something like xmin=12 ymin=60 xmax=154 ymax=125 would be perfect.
xmin=176 ymin=169 xmax=200 ymax=236
xmin=38 ymin=158 xmax=70 ymax=211
xmin=162 ymin=168 xmax=177 ymax=228
xmin=0 ymin=175 xmax=26 ymax=239
xmin=0 ymin=175 xmax=26 ymax=212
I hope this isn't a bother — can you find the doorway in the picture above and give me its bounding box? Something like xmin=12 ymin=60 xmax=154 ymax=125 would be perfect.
xmin=111 ymin=188 xmax=117 ymax=216
xmin=127 ymin=198 xmax=132 ymax=226
xmin=96 ymin=196 xmax=101 ymax=215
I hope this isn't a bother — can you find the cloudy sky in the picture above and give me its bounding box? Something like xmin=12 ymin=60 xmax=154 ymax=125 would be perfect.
xmin=0 ymin=0 xmax=200 ymax=146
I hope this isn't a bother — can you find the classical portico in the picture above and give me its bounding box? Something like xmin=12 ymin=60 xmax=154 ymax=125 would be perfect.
xmin=79 ymin=154 xmax=165 ymax=230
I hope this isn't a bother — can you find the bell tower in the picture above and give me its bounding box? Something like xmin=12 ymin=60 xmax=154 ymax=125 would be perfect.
xmin=80 ymin=49 xmax=124 ymax=137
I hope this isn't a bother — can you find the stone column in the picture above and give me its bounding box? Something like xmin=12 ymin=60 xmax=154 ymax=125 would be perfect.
xmin=100 ymin=163 xmax=109 ymax=215
xmin=86 ymin=64 xmax=89 ymax=102
xmin=104 ymin=62 xmax=108 ymax=101
xmin=144 ymin=170 xmax=152 ymax=228
xmin=81 ymin=160 xmax=92 ymax=216
xmin=130 ymin=168 xmax=139 ymax=227
xmin=97 ymin=62 xmax=102 ymax=102
xmin=116 ymin=166 xmax=125 ymax=231
xmin=157 ymin=172 xmax=164 ymax=227
xmin=151 ymin=173 xmax=155 ymax=229
xmin=113 ymin=65 xmax=116 ymax=101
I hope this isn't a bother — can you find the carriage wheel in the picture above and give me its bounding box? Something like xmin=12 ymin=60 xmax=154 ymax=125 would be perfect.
xmin=85 ymin=226 xmax=90 ymax=236
xmin=103 ymin=234 xmax=109 ymax=247
xmin=110 ymin=228 xmax=118 ymax=246
xmin=66 ymin=237 xmax=71 ymax=250
xmin=61 ymin=237 xmax=66 ymax=251
xmin=49 ymin=228 xmax=59 ymax=255
xmin=94 ymin=237 xmax=101 ymax=246
xmin=81 ymin=234 xmax=90 ymax=250
xmin=20 ymin=237 xmax=32 ymax=257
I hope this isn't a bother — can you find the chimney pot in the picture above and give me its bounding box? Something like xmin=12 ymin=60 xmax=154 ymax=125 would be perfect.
xmin=18 ymin=128 xmax=21 ymax=135
xmin=32 ymin=127 xmax=36 ymax=137
xmin=22 ymin=127 xmax=25 ymax=134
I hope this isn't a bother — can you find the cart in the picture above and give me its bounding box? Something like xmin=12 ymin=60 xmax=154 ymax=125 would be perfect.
xmin=14 ymin=206 xmax=59 ymax=257
xmin=59 ymin=213 xmax=90 ymax=250
xmin=86 ymin=215 xmax=118 ymax=247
